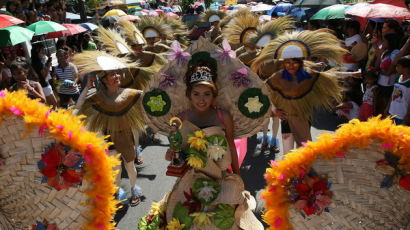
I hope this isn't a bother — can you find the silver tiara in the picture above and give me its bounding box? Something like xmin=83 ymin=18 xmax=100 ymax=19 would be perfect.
xmin=190 ymin=69 xmax=213 ymax=83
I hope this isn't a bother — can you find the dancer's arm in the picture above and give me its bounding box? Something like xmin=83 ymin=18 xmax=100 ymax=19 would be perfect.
xmin=223 ymin=111 xmax=240 ymax=175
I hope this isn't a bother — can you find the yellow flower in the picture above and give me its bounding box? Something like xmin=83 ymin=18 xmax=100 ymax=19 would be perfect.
xmin=194 ymin=130 xmax=205 ymax=139
xmin=190 ymin=212 xmax=214 ymax=227
xmin=166 ymin=218 xmax=185 ymax=230
xmin=188 ymin=136 xmax=207 ymax=151
xmin=148 ymin=202 xmax=164 ymax=216
xmin=187 ymin=155 xmax=203 ymax=169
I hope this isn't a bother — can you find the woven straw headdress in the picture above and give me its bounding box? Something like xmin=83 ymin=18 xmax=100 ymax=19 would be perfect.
xmin=200 ymin=9 xmax=226 ymax=23
xmin=118 ymin=19 xmax=146 ymax=46
xmin=96 ymin=26 xmax=133 ymax=56
xmin=222 ymin=13 xmax=259 ymax=45
xmin=252 ymin=30 xmax=347 ymax=72
xmin=72 ymin=50 xmax=136 ymax=76
xmin=137 ymin=16 xmax=173 ymax=39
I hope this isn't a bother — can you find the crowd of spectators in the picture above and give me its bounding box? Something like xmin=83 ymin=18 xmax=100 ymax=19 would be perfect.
xmin=3 ymin=0 xmax=66 ymax=25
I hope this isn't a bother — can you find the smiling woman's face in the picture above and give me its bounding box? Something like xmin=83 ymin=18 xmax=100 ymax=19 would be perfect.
xmin=283 ymin=59 xmax=301 ymax=76
xmin=189 ymin=84 xmax=215 ymax=112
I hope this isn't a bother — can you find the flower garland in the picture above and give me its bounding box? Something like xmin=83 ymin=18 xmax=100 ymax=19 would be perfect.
xmin=0 ymin=90 xmax=119 ymax=230
xmin=186 ymin=130 xmax=208 ymax=169
xmin=263 ymin=117 xmax=410 ymax=230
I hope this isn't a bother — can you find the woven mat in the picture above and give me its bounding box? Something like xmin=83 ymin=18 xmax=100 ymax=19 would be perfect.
xmin=289 ymin=142 xmax=410 ymax=230
xmin=0 ymin=116 xmax=90 ymax=230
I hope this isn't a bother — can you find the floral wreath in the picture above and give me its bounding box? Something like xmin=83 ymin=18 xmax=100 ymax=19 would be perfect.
xmin=238 ymin=88 xmax=270 ymax=119
xmin=142 ymin=88 xmax=172 ymax=117
xmin=0 ymin=90 xmax=119 ymax=230
xmin=263 ymin=117 xmax=410 ymax=229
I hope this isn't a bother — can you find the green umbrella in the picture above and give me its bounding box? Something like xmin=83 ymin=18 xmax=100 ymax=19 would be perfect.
xmin=0 ymin=26 xmax=34 ymax=47
xmin=310 ymin=4 xmax=349 ymax=20
xmin=27 ymin=21 xmax=67 ymax=35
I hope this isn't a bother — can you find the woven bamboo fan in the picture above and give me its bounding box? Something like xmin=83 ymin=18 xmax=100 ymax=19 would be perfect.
xmin=0 ymin=91 xmax=118 ymax=230
xmin=142 ymin=37 xmax=271 ymax=139
xmin=263 ymin=118 xmax=410 ymax=230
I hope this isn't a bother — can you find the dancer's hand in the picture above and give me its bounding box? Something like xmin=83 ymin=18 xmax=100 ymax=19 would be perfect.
xmin=274 ymin=109 xmax=287 ymax=120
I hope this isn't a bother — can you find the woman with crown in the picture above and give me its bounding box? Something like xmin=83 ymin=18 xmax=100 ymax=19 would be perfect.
xmin=252 ymin=30 xmax=347 ymax=148
xmin=138 ymin=38 xmax=270 ymax=229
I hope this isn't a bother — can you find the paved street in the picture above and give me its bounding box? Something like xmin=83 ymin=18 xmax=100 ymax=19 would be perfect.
xmin=116 ymin=109 xmax=344 ymax=230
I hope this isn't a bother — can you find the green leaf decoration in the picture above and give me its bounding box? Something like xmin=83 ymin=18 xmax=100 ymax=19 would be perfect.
xmin=192 ymin=178 xmax=221 ymax=205
xmin=173 ymin=202 xmax=193 ymax=229
xmin=137 ymin=215 xmax=148 ymax=230
xmin=187 ymin=147 xmax=208 ymax=168
xmin=207 ymin=135 xmax=228 ymax=150
xmin=137 ymin=215 xmax=161 ymax=230
xmin=142 ymin=88 xmax=171 ymax=117
xmin=237 ymin=88 xmax=270 ymax=119
xmin=214 ymin=204 xmax=235 ymax=230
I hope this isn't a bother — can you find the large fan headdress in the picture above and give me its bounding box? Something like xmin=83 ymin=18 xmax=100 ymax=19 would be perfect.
xmin=96 ymin=26 xmax=133 ymax=56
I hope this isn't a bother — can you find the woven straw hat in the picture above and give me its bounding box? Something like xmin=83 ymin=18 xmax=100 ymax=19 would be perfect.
xmin=0 ymin=91 xmax=118 ymax=230
xmin=289 ymin=141 xmax=410 ymax=229
xmin=263 ymin=118 xmax=410 ymax=230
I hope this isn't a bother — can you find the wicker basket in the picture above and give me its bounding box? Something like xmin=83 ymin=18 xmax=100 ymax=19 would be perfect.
xmin=0 ymin=116 xmax=89 ymax=230
xmin=289 ymin=142 xmax=410 ymax=230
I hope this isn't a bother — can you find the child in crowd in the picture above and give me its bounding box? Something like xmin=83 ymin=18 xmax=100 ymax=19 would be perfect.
xmin=9 ymin=61 xmax=45 ymax=102
xmin=335 ymin=90 xmax=360 ymax=122
xmin=386 ymin=55 xmax=410 ymax=125
xmin=359 ymin=70 xmax=379 ymax=121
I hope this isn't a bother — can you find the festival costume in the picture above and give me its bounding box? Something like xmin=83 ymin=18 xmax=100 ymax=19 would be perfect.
xmin=0 ymin=91 xmax=118 ymax=229
xmin=252 ymin=30 xmax=346 ymax=146
xmin=200 ymin=10 xmax=226 ymax=43
xmin=72 ymin=50 xmax=145 ymax=204
xmin=139 ymin=37 xmax=270 ymax=229
xmin=223 ymin=15 xmax=294 ymax=68
xmin=97 ymin=25 xmax=158 ymax=90
xmin=262 ymin=117 xmax=410 ymax=230
xmin=137 ymin=16 xmax=171 ymax=53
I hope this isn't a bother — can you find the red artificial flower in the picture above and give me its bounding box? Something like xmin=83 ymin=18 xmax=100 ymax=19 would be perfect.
xmin=40 ymin=147 xmax=61 ymax=177
xmin=182 ymin=188 xmax=202 ymax=213
xmin=295 ymin=183 xmax=310 ymax=198
xmin=62 ymin=169 xmax=82 ymax=183
xmin=303 ymin=205 xmax=316 ymax=216
xmin=313 ymin=181 xmax=328 ymax=194
xmin=40 ymin=144 xmax=83 ymax=190
xmin=399 ymin=175 xmax=410 ymax=191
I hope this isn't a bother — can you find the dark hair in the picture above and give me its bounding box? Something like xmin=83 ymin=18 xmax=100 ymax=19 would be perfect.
xmin=185 ymin=66 xmax=217 ymax=97
xmin=10 ymin=61 xmax=29 ymax=72
xmin=397 ymin=55 xmax=410 ymax=68
xmin=365 ymin=69 xmax=379 ymax=80
xmin=345 ymin=20 xmax=360 ymax=34
xmin=271 ymin=11 xmax=278 ymax=18
xmin=384 ymin=19 xmax=403 ymax=35
xmin=383 ymin=33 xmax=400 ymax=51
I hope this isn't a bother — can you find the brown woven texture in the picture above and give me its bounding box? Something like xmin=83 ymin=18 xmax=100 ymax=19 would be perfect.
xmin=289 ymin=142 xmax=410 ymax=230
xmin=0 ymin=116 xmax=90 ymax=230
xmin=142 ymin=37 xmax=271 ymax=139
